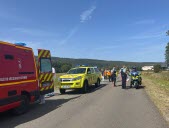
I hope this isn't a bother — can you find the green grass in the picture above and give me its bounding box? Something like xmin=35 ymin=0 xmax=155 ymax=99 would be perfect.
xmin=142 ymin=71 xmax=169 ymax=92
xmin=142 ymin=71 xmax=169 ymax=123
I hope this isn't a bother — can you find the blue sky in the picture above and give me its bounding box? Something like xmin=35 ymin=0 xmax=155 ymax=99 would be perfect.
xmin=0 ymin=0 xmax=169 ymax=62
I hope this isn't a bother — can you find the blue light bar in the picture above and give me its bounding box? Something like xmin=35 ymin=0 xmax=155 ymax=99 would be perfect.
xmin=75 ymin=64 xmax=89 ymax=67
xmin=14 ymin=42 xmax=26 ymax=46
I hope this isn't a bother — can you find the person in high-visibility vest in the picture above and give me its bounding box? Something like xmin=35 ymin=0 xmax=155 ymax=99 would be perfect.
xmin=107 ymin=70 xmax=111 ymax=82
xmin=104 ymin=70 xmax=107 ymax=79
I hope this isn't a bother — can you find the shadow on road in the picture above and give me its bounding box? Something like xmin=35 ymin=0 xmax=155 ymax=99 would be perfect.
xmin=0 ymin=96 xmax=80 ymax=128
xmin=61 ymin=83 xmax=108 ymax=95
xmin=88 ymin=84 xmax=107 ymax=93
xmin=139 ymin=85 xmax=145 ymax=89
xmin=115 ymin=85 xmax=145 ymax=90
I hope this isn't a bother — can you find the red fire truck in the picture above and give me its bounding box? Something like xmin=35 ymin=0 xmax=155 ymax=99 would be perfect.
xmin=0 ymin=41 xmax=54 ymax=115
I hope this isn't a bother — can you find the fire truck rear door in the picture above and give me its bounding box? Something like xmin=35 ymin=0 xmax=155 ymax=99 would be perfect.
xmin=38 ymin=49 xmax=54 ymax=95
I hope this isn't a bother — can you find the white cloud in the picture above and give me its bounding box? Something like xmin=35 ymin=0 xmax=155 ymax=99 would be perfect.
xmin=80 ymin=5 xmax=96 ymax=23
xmin=134 ymin=19 xmax=155 ymax=25
xmin=59 ymin=26 xmax=79 ymax=45
xmin=59 ymin=5 xmax=97 ymax=45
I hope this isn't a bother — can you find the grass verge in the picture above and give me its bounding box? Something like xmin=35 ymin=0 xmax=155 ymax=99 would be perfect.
xmin=142 ymin=71 xmax=169 ymax=124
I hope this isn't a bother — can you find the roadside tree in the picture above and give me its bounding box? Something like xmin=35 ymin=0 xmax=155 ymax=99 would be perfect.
xmin=154 ymin=64 xmax=161 ymax=73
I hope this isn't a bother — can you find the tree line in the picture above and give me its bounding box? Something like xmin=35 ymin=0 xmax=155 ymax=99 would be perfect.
xmin=154 ymin=30 xmax=169 ymax=73
xmin=51 ymin=57 xmax=159 ymax=73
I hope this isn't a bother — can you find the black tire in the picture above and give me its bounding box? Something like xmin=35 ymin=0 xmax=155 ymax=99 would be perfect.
xmin=95 ymin=79 xmax=100 ymax=88
xmin=135 ymin=85 xmax=139 ymax=89
xmin=81 ymin=81 xmax=88 ymax=94
xmin=134 ymin=82 xmax=139 ymax=89
xmin=60 ymin=89 xmax=66 ymax=94
xmin=11 ymin=95 xmax=29 ymax=115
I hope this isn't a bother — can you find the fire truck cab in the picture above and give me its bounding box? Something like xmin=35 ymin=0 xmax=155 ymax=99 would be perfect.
xmin=0 ymin=41 xmax=54 ymax=115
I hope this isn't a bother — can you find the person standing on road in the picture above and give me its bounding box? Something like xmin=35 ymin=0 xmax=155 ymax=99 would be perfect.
xmin=121 ymin=66 xmax=127 ymax=89
xmin=120 ymin=68 xmax=123 ymax=80
xmin=104 ymin=70 xmax=107 ymax=79
xmin=111 ymin=70 xmax=117 ymax=86
xmin=111 ymin=67 xmax=115 ymax=74
xmin=107 ymin=70 xmax=111 ymax=82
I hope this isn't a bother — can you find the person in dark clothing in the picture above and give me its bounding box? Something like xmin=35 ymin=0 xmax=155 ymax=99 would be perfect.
xmin=121 ymin=66 xmax=127 ymax=89
xmin=111 ymin=70 xmax=117 ymax=86
xmin=122 ymin=72 xmax=127 ymax=89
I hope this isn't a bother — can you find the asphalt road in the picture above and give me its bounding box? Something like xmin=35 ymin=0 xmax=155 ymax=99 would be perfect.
xmin=0 ymin=79 xmax=168 ymax=128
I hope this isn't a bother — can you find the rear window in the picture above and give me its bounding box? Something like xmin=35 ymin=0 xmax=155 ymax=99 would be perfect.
xmin=40 ymin=58 xmax=52 ymax=73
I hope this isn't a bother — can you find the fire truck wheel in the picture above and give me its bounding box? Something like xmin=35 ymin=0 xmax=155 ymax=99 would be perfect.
xmin=11 ymin=95 xmax=29 ymax=115
xmin=60 ymin=89 xmax=66 ymax=94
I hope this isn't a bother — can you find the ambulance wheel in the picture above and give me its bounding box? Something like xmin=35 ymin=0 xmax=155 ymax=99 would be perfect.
xmin=81 ymin=81 xmax=88 ymax=94
xmin=95 ymin=79 xmax=100 ymax=88
xmin=11 ymin=95 xmax=29 ymax=115
xmin=60 ymin=89 xmax=66 ymax=94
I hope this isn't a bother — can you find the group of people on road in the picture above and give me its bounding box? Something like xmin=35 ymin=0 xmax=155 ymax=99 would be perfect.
xmin=103 ymin=65 xmax=141 ymax=89
xmin=102 ymin=67 xmax=118 ymax=86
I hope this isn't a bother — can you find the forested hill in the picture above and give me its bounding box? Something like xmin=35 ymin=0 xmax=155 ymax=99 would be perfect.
xmin=50 ymin=57 xmax=161 ymax=73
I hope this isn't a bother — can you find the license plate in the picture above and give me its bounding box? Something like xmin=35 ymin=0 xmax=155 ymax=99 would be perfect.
xmin=62 ymin=85 xmax=70 ymax=88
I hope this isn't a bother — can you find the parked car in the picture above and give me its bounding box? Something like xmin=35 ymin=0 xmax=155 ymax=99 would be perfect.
xmin=58 ymin=65 xmax=102 ymax=94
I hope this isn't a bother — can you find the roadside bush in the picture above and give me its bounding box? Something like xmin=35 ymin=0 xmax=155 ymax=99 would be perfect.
xmin=154 ymin=64 xmax=161 ymax=73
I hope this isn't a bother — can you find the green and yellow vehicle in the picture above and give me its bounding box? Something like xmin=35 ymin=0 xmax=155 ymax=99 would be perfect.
xmin=58 ymin=66 xmax=102 ymax=94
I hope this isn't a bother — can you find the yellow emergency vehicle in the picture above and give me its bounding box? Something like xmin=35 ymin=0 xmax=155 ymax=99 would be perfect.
xmin=58 ymin=66 xmax=102 ymax=94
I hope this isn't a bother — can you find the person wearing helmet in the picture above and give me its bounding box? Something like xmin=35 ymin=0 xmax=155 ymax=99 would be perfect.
xmin=130 ymin=66 xmax=142 ymax=88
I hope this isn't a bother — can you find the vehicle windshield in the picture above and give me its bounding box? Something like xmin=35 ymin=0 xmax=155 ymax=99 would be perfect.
xmin=67 ymin=68 xmax=86 ymax=74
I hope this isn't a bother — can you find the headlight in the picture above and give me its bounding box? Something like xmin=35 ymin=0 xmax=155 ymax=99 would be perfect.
xmin=72 ymin=76 xmax=82 ymax=81
xmin=58 ymin=78 xmax=62 ymax=82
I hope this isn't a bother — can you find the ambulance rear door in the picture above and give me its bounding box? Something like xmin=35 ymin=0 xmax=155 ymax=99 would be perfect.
xmin=38 ymin=49 xmax=54 ymax=95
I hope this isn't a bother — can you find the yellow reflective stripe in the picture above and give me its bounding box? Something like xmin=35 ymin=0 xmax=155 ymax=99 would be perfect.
xmin=38 ymin=50 xmax=44 ymax=58
xmin=0 ymin=80 xmax=37 ymax=87
xmin=50 ymin=83 xmax=54 ymax=89
xmin=47 ymin=74 xmax=52 ymax=81
xmin=40 ymin=88 xmax=44 ymax=91
xmin=43 ymin=50 xmax=48 ymax=57
xmin=45 ymin=87 xmax=49 ymax=90
xmin=44 ymin=74 xmax=49 ymax=80
xmin=47 ymin=53 xmax=51 ymax=58
xmin=39 ymin=63 xmax=41 ymax=74
xmin=40 ymin=74 xmax=44 ymax=80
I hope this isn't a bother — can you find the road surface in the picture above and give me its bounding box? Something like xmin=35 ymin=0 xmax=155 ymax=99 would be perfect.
xmin=0 ymin=79 xmax=168 ymax=128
